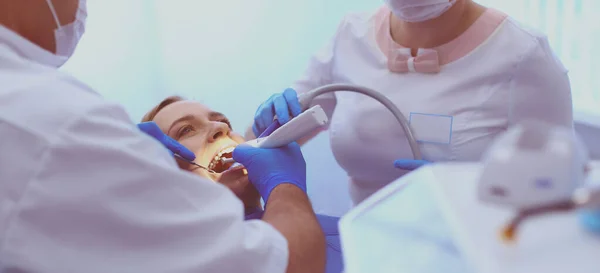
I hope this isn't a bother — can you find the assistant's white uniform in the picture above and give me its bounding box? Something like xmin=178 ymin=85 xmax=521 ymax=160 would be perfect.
xmin=0 ymin=25 xmax=287 ymax=273
xmin=293 ymin=6 xmax=573 ymax=204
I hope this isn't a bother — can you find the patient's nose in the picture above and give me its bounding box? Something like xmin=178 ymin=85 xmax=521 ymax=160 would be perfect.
xmin=208 ymin=123 xmax=230 ymax=143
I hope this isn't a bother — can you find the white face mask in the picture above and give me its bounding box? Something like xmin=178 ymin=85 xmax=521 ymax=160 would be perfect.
xmin=45 ymin=0 xmax=87 ymax=66
xmin=384 ymin=0 xmax=457 ymax=22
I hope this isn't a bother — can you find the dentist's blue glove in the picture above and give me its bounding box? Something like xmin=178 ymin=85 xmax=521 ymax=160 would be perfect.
xmin=253 ymin=88 xmax=303 ymax=137
xmin=137 ymin=121 xmax=196 ymax=161
xmin=394 ymin=159 xmax=431 ymax=171
xmin=233 ymin=142 xmax=306 ymax=203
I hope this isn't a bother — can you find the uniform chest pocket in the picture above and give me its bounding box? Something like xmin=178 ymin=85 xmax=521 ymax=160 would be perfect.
xmin=409 ymin=113 xmax=453 ymax=145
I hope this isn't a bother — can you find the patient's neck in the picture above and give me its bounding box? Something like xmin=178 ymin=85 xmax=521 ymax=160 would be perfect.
xmin=239 ymin=186 xmax=263 ymax=214
xmin=245 ymin=205 xmax=263 ymax=215
xmin=244 ymin=198 xmax=263 ymax=215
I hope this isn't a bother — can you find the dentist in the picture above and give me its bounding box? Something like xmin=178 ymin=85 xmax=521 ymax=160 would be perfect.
xmin=248 ymin=0 xmax=574 ymax=205
xmin=0 ymin=1 xmax=325 ymax=273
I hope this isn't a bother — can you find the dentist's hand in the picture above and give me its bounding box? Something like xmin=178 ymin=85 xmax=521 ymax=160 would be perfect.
xmin=138 ymin=121 xmax=196 ymax=161
xmin=253 ymin=88 xmax=303 ymax=137
xmin=394 ymin=159 xmax=431 ymax=171
xmin=233 ymin=142 xmax=306 ymax=203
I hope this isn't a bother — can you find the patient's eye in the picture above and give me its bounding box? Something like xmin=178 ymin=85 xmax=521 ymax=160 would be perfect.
xmin=177 ymin=125 xmax=195 ymax=138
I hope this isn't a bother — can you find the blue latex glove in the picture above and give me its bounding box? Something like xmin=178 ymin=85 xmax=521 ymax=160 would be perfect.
xmin=579 ymin=209 xmax=600 ymax=234
xmin=233 ymin=142 xmax=306 ymax=203
xmin=137 ymin=121 xmax=196 ymax=161
xmin=253 ymin=88 xmax=303 ymax=137
xmin=394 ymin=159 xmax=431 ymax=171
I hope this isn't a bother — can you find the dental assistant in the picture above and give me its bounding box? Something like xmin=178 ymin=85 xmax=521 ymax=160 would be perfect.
xmin=0 ymin=1 xmax=326 ymax=273
xmin=249 ymin=0 xmax=573 ymax=204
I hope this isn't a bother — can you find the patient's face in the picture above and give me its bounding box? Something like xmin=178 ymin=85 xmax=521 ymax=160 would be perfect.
xmin=153 ymin=101 xmax=255 ymax=200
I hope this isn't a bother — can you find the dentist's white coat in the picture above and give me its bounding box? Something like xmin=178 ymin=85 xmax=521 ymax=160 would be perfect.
xmin=0 ymin=25 xmax=287 ymax=273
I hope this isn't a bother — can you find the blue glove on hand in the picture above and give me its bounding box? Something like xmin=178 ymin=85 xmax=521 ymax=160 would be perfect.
xmin=394 ymin=159 xmax=431 ymax=171
xmin=579 ymin=209 xmax=600 ymax=234
xmin=253 ymin=88 xmax=303 ymax=137
xmin=233 ymin=142 xmax=306 ymax=203
xmin=138 ymin=121 xmax=196 ymax=161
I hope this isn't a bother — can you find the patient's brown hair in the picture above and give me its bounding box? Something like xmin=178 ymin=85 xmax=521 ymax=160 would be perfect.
xmin=141 ymin=96 xmax=185 ymax=122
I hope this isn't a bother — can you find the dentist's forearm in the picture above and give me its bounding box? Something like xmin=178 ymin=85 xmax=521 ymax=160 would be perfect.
xmin=262 ymin=184 xmax=326 ymax=273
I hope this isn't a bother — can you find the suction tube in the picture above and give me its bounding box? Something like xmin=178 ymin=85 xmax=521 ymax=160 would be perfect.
xmin=298 ymin=84 xmax=423 ymax=160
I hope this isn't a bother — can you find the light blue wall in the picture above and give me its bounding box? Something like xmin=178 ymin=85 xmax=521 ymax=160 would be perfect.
xmin=62 ymin=0 xmax=599 ymax=217
xmin=61 ymin=0 xmax=167 ymax=119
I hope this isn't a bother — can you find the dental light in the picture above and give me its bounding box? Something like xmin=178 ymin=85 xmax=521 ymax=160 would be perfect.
xmin=476 ymin=120 xmax=597 ymax=242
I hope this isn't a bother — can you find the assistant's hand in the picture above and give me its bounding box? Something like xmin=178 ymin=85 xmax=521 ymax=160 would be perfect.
xmin=394 ymin=159 xmax=431 ymax=171
xmin=580 ymin=210 xmax=600 ymax=233
xmin=233 ymin=142 xmax=306 ymax=203
xmin=253 ymin=88 xmax=303 ymax=137
xmin=137 ymin=121 xmax=196 ymax=161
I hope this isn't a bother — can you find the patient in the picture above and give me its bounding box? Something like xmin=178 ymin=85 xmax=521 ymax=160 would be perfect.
xmin=142 ymin=96 xmax=343 ymax=273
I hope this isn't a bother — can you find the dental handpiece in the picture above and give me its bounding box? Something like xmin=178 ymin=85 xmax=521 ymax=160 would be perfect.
xmin=291 ymin=84 xmax=422 ymax=160
xmin=298 ymin=84 xmax=423 ymax=160
xmin=220 ymin=104 xmax=329 ymax=165
xmin=223 ymin=84 xmax=423 ymax=165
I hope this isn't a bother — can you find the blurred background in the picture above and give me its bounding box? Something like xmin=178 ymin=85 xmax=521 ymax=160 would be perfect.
xmin=61 ymin=0 xmax=600 ymax=217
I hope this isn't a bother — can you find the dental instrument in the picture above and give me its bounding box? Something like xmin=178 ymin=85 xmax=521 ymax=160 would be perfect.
xmin=258 ymin=120 xmax=281 ymax=138
xmin=220 ymin=104 xmax=329 ymax=164
xmin=226 ymin=84 xmax=423 ymax=165
xmin=138 ymin=121 xmax=222 ymax=173
xmin=138 ymin=121 xmax=197 ymax=162
xmin=247 ymin=104 xmax=329 ymax=148
xmin=173 ymin=154 xmax=216 ymax=174
xmin=280 ymin=84 xmax=422 ymax=160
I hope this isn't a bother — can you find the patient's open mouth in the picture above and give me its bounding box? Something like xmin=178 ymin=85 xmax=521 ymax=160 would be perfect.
xmin=208 ymin=146 xmax=235 ymax=173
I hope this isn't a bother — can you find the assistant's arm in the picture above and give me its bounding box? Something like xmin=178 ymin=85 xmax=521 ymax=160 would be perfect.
xmin=509 ymin=37 xmax=573 ymax=128
xmin=4 ymin=102 xmax=295 ymax=273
